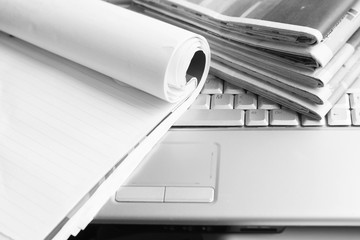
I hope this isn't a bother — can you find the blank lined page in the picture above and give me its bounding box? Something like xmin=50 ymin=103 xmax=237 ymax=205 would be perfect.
xmin=0 ymin=34 xmax=177 ymax=240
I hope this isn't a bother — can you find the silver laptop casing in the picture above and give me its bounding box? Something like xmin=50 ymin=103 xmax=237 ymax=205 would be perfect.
xmin=96 ymin=127 xmax=360 ymax=227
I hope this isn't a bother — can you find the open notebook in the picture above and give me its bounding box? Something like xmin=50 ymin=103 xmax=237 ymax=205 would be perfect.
xmin=0 ymin=0 xmax=210 ymax=239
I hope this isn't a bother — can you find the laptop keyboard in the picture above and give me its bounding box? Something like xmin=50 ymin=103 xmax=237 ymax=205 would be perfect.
xmin=174 ymin=76 xmax=360 ymax=127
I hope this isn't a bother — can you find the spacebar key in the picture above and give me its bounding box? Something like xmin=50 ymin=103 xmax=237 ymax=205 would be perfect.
xmin=174 ymin=109 xmax=245 ymax=126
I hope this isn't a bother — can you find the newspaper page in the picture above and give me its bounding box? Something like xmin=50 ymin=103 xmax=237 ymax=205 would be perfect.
xmin=134 ymin=0 xmax=355 ymax=45
xmin=0 ymin=0 xmax=210 ymax=239
xmin=134 ymin=0 xmax=360 ymax=68
xmin=227 ymin=28 xmax=360 ymax=87
xmin=0 ymin=0 xmax=211 ymax=104
xmin=211 ymin=60 xmax=360 ymax=120
xmin=212 ymin=47 xmax=360 ymax=105
xmin=209 ymin=28 xmax=360 ymax=103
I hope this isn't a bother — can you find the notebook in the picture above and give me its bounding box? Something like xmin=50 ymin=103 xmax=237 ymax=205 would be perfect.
xmin=96 ymin=75 xmax=360 ymax=231
xmin=0 ymin=0 xmax=210 ymax=239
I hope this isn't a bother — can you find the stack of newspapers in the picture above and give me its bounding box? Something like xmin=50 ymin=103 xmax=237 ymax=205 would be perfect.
xmin=131 ymin=0 xmax=360 ymax=120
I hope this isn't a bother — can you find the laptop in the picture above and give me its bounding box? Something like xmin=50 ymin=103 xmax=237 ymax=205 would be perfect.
xmin=95 ymin=74 xmax=360 ymax=233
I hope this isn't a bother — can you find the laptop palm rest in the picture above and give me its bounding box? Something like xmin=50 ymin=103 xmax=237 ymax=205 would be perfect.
xmin=116 ymin=142 xmax=219 ymax=203
xmin=97 ymin=129 xmax=360 ymax=227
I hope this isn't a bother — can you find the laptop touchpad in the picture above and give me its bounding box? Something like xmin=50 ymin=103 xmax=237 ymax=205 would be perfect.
xmin=116 ymin=142 xmax=219 ymax=203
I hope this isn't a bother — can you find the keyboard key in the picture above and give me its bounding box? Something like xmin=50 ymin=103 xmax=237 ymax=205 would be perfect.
xmin=351 ymin=109 xmax=360 ymax=125
xmin=270 ymin=108 xmax=299 ymax=126
xmin=347 ymin=77 xmax=360 ymax=93
xmin=211 ymin=94 xmax=234 ymax=109
xmin=245 ymin=109 xmax=269 ymax=126
xmin=234 ymin=92 xmax=257 ymax=109
xmin=223 ymin=81 xmax=245 ymax=94
xmin=201 ymin=75 xmax=223 ymax=94
xmin=349 ymin=92 xmax=360 ymax=109
xmin=327 ymin=108 xmax=351 ymax=126
xmin=174 ymin=109 xmax=245 ymax=126
xmin=301 ymin=115 xmax=326 ymax=127
xmin=333 ymin=94 xmax=350 ymax=109
xmin=258 ymin=96 xmax=280 ymax=110
xmin=189 ymin=94 xmax=210 ymax=109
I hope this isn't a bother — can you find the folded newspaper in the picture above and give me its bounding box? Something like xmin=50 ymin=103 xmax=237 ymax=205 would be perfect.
xmin=210 ymin=29 xmax=360 ymax=105
xmin=134 ymin=0 xmax=360 ymax=68
xmin=143 ymin=7 xmax=360 ymax=88
xmin=211 ymin=56 xmax=360 ymax=120
xmin=129 ymin=0 xmax=360 ymax=120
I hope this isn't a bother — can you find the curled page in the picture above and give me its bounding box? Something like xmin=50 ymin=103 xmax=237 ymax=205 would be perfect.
xmin=0 ymin=0 xmax=210 ymax=239
xmin=0 ymin=0 xmax=210 ymax=103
